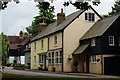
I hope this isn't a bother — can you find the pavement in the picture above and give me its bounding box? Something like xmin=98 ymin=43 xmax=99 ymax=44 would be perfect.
xmin=3 ymin=66 xmax=120 ymax=79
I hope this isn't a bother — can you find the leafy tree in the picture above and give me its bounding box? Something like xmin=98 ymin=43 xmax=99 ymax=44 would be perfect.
xmin=26 ymin=2 xmax=56 ymax=37
xmin=109 ymin=1 xmax=120 ymax=15
xmin=0 ymin=32 xmax=8 ymax=65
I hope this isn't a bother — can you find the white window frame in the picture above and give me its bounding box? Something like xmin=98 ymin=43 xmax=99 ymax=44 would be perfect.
xmin=34 ymin=56 xmax=36 ymax=65
xmin=41 ymin=39 xmax=44 ymax=50
xmin=84 ymin=12 xmax=95 ymax=22
xmin=54 ymin=36 xmax=58 ymax=47
xmin=91 ymin=38 xmax=96 ymax=46
xmin=109 ymin=36 xmax=115 ymax=46
xmin=55 ymin=51 xmax=62 ymax=64
xmin=39 ymin=55 xmax=44 ymax=64
xmin=91 ymin=55 xmax=96 ymax=63
xmin=48 ymin=51 xmax=54 ymax=64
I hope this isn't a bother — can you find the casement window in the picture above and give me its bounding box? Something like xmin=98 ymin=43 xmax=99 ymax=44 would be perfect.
xmin=85 ymin=12 xmax=95 ymax=21
xmin=55 ymin=51 xmax=62 ymax=64
xmin=91 ymin=55 xmax=96 ymax=63
xmin=34 ymin=56 xmax=36 ymax=65
xmin=48 ymin=52 xmax=54 ymax=64
xmin=41 ymin=40 xmax=44 ymax=50
xmin=54 ymin=36 xmax=57 ymax=46
xmin=91 ymin=38 xmax=96 ymax=46
xmin=118 ymin=37 xmax=120 ymax=46
xmin=34 ymin=42 xmax=36 ymax=52
xmin=39 ymin=55 xmax=44 ymax=64
xmin=109 ymin=36 xmax=115 ymax=46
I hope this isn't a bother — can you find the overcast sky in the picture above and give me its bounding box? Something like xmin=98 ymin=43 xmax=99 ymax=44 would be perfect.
xmin=0 ymin=0 xmax=115 ymax=36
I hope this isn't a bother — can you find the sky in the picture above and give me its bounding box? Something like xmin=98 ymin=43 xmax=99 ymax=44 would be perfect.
xmin=0 ymin=0 xmax=115 ymax=36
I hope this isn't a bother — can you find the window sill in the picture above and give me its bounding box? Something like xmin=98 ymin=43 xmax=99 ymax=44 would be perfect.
xmin=91 ymin=62 xmax=97 ymax=64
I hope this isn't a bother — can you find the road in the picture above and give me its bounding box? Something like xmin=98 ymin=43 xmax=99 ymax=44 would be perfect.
xmin=3 ymin=67 xmax=120 ymax=79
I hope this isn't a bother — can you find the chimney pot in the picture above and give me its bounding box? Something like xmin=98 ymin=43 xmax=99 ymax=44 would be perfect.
xmin=39 ymin=20 xmax=46 ymax=32
xmin=61 ymin=8 xmax=63 ymax=13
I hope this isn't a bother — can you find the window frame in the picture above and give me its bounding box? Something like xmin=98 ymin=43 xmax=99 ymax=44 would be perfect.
xmin=39 ymin=55 xmax=44 ymax=64
xmin=48 ymin=51 xmax=54 ymax=64
xmin=54 ymin=36 xmax=58 ymax=47
xmin=109 ymin=36 xmax=115 ymax=46
xmin=91 ymin=55 xmax=96 ymax=63
xmin=55 ymin=51 xmax=62 ymax=64
xmin=84 ymin=12 xmax=95 ymax=22
xmin=91 ymin=38 xmax=96 ymax=46
xmin=34 ymin=42 xmax=36 ymax=52
xmin=34 ymin=56 xmax=36 ymax=65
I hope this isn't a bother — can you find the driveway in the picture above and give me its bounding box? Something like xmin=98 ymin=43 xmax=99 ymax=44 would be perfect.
xmin=3 ymin=67 xmax=120 ymax=79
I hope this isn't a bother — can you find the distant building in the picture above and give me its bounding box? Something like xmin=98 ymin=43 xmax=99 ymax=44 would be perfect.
xmin=8 ymin=31 xmax=31 ymax=64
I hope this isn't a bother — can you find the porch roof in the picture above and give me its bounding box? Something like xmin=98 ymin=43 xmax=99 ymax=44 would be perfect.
xmin=72 ymin=43 xmax=90 ymax=55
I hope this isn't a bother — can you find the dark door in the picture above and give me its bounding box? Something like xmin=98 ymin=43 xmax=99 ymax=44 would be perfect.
xmin=86 ymin=55 xmax=90 ymax=73
xmin=104 ymin=56 xmax=120 ymax=75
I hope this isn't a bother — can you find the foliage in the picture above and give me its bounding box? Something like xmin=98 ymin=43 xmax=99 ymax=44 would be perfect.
xmin=0 ymin=32 xmax=8 ymax=65
xmin=26 ymin=2 xmax=56 ymax=37
xmin=14 ymin=64 xmax=25 ymax=67
xmin=4 ymin=63 xmax=12 ymax=67
xmin=73 ymin=60 xmax=78 ymax=67
xmin=109 ymin=1 xmax=120 ymax=15
xmin=101 ymin=14 xmax=109 ymax=19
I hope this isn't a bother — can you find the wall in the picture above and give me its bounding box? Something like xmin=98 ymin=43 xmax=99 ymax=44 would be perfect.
xmin=31 ymin=37 xmax=48 ymax=69
xmin=63 ymin=9 xmax=100 ymax=72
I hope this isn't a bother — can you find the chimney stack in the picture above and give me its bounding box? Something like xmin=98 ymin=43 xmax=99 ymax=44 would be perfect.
xmin=19 ymin=31 xmax=23 ymax=39
xmin=39 ymin=20 xmax=46 ymax=32
xmin=57 ymin=8 xmax=65 ymax=26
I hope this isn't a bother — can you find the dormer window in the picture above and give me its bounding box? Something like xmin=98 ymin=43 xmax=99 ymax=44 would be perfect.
xmin=54 ymin=36 xmax=57 ymax=46
xmin=85 ymin=12 xmax=95 ymax=21
xmin=91 ymin=38 xmax=96 ymax=46
xmin=109 ymin=36 xmax=115 ymax=46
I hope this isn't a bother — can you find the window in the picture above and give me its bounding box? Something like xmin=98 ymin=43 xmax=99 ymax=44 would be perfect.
xmin=91 ymin=55 xmax=96 ymax=63
xmin=34 ymin=56 xmax=36 ymax=65
xmin=91 ymin=38 xmax=96 ymax=46
xmin=39 ymin=55 xmax=44 ymax=64
xmin=41 ymin=40 xmax=44 ymax=50
xmin=109 ymin=36 xmax=115 ymax=46
xmin=118 ymin=37 xmax=120 ymax=46
xmin=85 ymin=12 xmax=95 ymax=21
xmin=55 ymin=51 xmax=62 ymax=64
xmin=34 ymin=42 xmax=36 ymax=52
xmin=48 ymin=52 xmax=54 ymax=64
xmin=54 ymin=36 xmax=57 ymax=46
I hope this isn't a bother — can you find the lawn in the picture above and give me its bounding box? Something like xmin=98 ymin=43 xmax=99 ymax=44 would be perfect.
xmin=2 ymin=73 xmax=120 ymax=80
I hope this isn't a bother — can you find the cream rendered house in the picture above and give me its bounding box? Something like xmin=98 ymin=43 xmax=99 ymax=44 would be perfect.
xmin=31 ymin=7 xmax=101 ymax=72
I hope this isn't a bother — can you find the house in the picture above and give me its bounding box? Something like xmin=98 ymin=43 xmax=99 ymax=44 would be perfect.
xmin=73 ymin=13 xmax=120 ymax=75
xmin=8 ymin=31 xmax=30 ymax=64
xmin=24 ymin=42 xmax=31 ymax=68
xmin=31 ymin=7 xmax=101 ymax=72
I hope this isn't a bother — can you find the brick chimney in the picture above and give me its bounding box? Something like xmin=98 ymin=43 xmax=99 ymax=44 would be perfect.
xmin=57 ymin=8 xmax=65 ymax=26
xmin=19 ymin=31 xmax=23 ymax=38
xmin=39 ymin=20 xmax=46 ymax=32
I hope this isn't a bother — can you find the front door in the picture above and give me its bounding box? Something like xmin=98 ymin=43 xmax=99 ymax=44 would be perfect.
xmin=86 ymin=55 xmax=90 ymax=73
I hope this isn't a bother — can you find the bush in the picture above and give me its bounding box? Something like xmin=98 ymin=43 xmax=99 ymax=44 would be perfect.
xmin=38 ymin=67 xmax=43 ymax=70
xmin=4 ymin=63 xmax=12 ymax=67
xmin=14 ymin=64 xmax=25 ymax=67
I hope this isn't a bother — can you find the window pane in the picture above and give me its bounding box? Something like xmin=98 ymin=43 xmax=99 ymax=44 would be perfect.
xmin=85 ymin=13 xmax=88 ymax=20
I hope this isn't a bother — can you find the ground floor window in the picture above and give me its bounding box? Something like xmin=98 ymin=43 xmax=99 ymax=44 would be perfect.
xmin=91 ymin=55 xmax=96 ymax=63
xmin=34 ymin=56 xmax=36 ymax=65
xmin=48 ymin=51 xmax=54 ymax=64
xmin=55 ymin=51 xmax=62 ymax=64
xmin=39 ymin=55 xmax=44 ymax=64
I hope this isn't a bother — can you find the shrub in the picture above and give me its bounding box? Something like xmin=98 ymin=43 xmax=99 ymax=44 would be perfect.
xmin=14 ymin=64 xmax=25 ymax=67
xmin=4 ymin=63 xmax=12 ymax=67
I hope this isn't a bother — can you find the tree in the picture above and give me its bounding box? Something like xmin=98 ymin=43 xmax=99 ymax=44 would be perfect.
xmin=0 ymin=32 xmax=8 ymax=65
xmin=26 ymin=2 xmax=56 ymax=37
xmin=109 ymin=1 xmax=120 ymax=15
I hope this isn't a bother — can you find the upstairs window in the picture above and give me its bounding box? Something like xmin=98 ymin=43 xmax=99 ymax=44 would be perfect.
xmin=91 ymin=38 xmax=96 ymax=46
xmin=54 ymin=36 xmax=57 ymax=46
xmin=41 ymin=40 xmax=44 ymax=50
xmin=85 ymin=12 xmax=95 ymax=21
xmin=91 ymin=55 xmax=96 ymax=63
xmin=34 ymin=42 xmax=36 ymax=52
xmin=109 ymin=36 xmax=115 ymax=46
